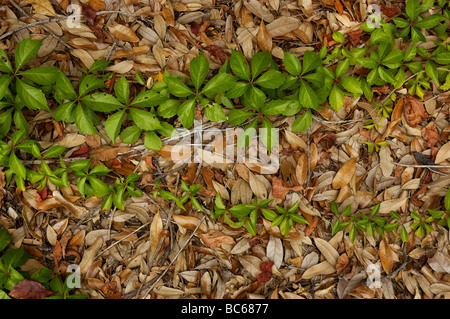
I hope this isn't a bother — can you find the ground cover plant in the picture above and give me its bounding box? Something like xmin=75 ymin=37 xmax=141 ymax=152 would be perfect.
xmin=0 ymin=0 xmax=449 ymax=300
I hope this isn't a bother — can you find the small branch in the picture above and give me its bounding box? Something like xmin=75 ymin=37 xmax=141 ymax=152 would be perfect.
xmin=71 ymin=204 xmax=102 ymax=234
xmin=139 ymin=214 xmax=206 ymax=299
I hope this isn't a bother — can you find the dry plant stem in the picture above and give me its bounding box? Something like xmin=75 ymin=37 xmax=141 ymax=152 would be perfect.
xmin=135 ymin=174 xmax=180 ymax=298
xmin=306 ymin=128 xmax=310 ymax=188
xmin=71 ymin=204 xmax=102 ymax=234
xmin=139 ymin=214 xmax=206 ymax=300
xmin=94 ymin=221 xmax=151 ymax=258
xmin=8 ymin=0 xmax=74 ymax=50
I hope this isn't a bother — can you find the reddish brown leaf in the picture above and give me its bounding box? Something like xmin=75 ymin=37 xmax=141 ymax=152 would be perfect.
xmin=260 ymin=261 xmax=274 ymax=273
xmin=9 ymin=280 xmax=53 ymax=299
xmin=404 ymin=95 xmax=428 ymax=127
xmin=81 ymin=3 xmax=97 ymax=25
xmin=101 ymin=281 xmax=122 ymax=299
xmin=380 ymin=5 xmax=400 ymax=17
xmin=200 ymin=230 xmax=236 ymax=247
xmin=204 ymin=45 xmax=230 ymax=64
xmin=70 ymin=145 xmax=91 ymax=158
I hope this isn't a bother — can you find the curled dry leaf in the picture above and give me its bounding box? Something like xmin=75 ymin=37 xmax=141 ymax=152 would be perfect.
xmin=266 ymin=236 xmax=283 ymax=268
xmin=248 ymin=171 xmax=268 ymax=200
xmin=314 ymin=237 xmax=339 ymax=266
xmin=200 ymin=230 xmax=236 ymax=248
xmin=435 ymin=141 xmax=450 ymax=164
xmin=332 ymin=157 xmax=357 ymax=189
xmin=238 ymin=255 xmax=262 ymax=279
xmin=149 ymin=212 xmax=163 ymax=261
xmin=379 ymin=238 xmax=394 ymax=275
xmin=172 ymin=214 xmax=207 ymax=233
xmin=53 ymin=191 xmax=87 ymax=219
xmin=108 ymin=24 xmax=140 ymax=42
xmin=257 ymin=20 xmax=272 ymax=52
xmin=302 ymin=261 xmax=336 ymax=279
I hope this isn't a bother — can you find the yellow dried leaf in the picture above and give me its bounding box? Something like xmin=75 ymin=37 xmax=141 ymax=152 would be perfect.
xmin=332 ymin=157 xmax=357 ymax=189
xmin=24 ymin=0 xmax=57 ymax=16
xmin=379 ymin=238 xmax=393 ymax=274
xmin=257 ymin=20 xmax=272 ymax=53
xmin=108 ymin=24 xmax=140 ymax=42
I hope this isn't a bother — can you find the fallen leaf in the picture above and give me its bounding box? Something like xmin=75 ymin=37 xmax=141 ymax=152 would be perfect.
xmin=404 ymin=95 xmax=428 ymax=127
xmin=302 ymin=261 xmax=336 ymax=279
xmin=332 ymin=157 xmax=357 ymax=189
xmin=200 ymin=230 xmax=235 ymax=247
xmin=257 ymin=20 xmax=272 ymax=52
xmin=248 ymin=171 xmax=267 ymax=200
xmin=314 ymin=237 xmax=339 ymax=266
xmin=379 ymin=238 xmax=394 ymax=274
xmin=435 ymin=141 xmax=450 ymax=164
xmin=24 ymin=0 xmax=57 ymax=16
xmin=172 ymin=214 xmax=207 ymax=233
xmin=9 ymin=280 xmax=53 ymax=299
xmin=108 ymin=24 xmax=140 ymax=42
xmin=266 ymin=236 xmax=283 ymax=268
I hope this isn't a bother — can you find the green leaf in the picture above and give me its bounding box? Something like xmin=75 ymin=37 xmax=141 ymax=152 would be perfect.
xmin=165 ymin=76 xmax=194 ymax=97
xmin=283 ymin=51 xmax=301 ymax=76
xmin=349 ymin=223 xmax=357 ymax=243
xmin=9 ymin=152 xmax=26 ymax=180
xmin=237 ymin=119 xmax=258 ymax=149
xmin=339 ymin=76 xmax=362 ymax=94
xmin=205 ymin=103 xmax=227 ymax=122
xmin=135 ymin=72 xmax=146 ymax=85
xmin=251 ymin=51 xmax=272 ymax=79
xmin=381 ymin=49 xmax=404 ymax=68
xmin=128 ymin=108 xmax=162 ymax=131
xmin=411 ymin=211 xmax=422 ymax=221
xmin=157 ymin=122 xmax=177 ymax=137
xmin=177 ymin=98 xmax=196 ymax=129
xmin=74 ymin=104 xmax=98 ymax=135
xmin=280 ymin=216 xmax=291 ymax=236
xmin=44 ymin=145 xmax=66 ymax=158
xmin=434 ymin=52 xmax=450 ymax=65
xmin=445 ymin=189 xmax=450 ymax=212
xmin=243 ymin=86 xmax=266 ymax=110
xmin=2 ymin=248 xmax=29 ymax=268
xmin=89 ymin=60 xmax=111 ymax=73
xmin=16 ymin=79 xmax=49 ymax=111
xmin=129 ymin=89 xmax=168 ymax=108
xmin=120 ymin=125 xmax=142 ymax=144
xmin=292 ymin=110 xmax=312 ymax=133
xmin=299 ymin=81 xmax=318 ymax=108
xmin=68 ymin=159 xmax=91 ymax=172
xmin=0 ymin=75 xmax=12 ymax=101
xmin=53 ymin=72 xmax=77 ymax=102
xmin=245 ymin=217 xmax=257 ymax=236
xmin=227 ymin=108 xmax=255 ymax=125
xmin=290 ymin=213 xmax=309 ymax=224
xmin=302 ymin=51 xmax=322 ymax=75
xmin=405 ymin=0 xmax=420 ymax=21
xmin=0 ymin=49 xmax=13 ymax=73
xmin=201 ymin=73 xmax=237 ymax=96
xmin=425 ymin=60 xmax=439 ymax=85
xmin=104 ymin=109 xmax=126 ymax=143
xmin=261 ymin=99 xmax=290 ymax=115
xmin=157 ymin=99 xmax=180 ymax=118
xmin=115 ymin=75 xmax=130 ymax=104
xmin=415 ymin=14 xmax=445 ymax=29
xmin=78 ymin=74 xmax=106 ymax=96
xmin=0 ymin=229 xmax=12 ymax=253
xmin=81 ymin=93 xmax=123 ymax=112
xmin=144 ymin=130 xmax=162 ymax=151
xmin=224 ymin=215 xmax=246 ymax=229
xmin=19 ymin=66 xmax=60 ymax=85
xmin=254 ymin=70 xmax=285 ymax=89
xmin=392 ymin=17 xmax=410 ymax=28
xmin=332 ymin=31 xmax=345 ymax=43
xmin=329 ymin=84 xmax=345 ymax=111
xmin=225 ymin=81 xmax=249 ymax=99
xmin=335 ymin=58 xmax=350 ymax=78
xmin=14 ymin=38 xmax=43 ymax=71
xmin=230 ymin=51 xmax=250 ymax=81
xmin=190 ymin=52 xmax=209 ymax=91
xmin=378 ymin=67 xmax=396 ymax=84
xmin=410 ymin=27 xmax=426 ymax=42
xmin=403 ymin=44 xmax=417 ymax=62
xmin=88 ymin=176 xmax=110 ymax=197
xmin=260 ymin=117 xmax=276 ymax=151
xmin=332 ymin=220 xmax=341 ymax=235
xmin=358 ymin=58 xmax=378 ymax=69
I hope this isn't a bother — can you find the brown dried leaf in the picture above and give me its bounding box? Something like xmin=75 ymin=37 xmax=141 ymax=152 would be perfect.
xmin=332 ymin=157 xmax=357 ymax=189
xmin=9 ymin=280 xmax=53 ymax=299
xmin=302 ymin=261 xmax=336 ymax=279
xmin=257 ymin=20 xmax=272 ymax=53
xmin=24 ymin=0 xmax=57 ymax=16
xmin=404 ymin=95 xmax=428 ymax=127
xmin=248 ymin=171 xmax=267 ymax=200
xmin=108 ymin=24 xmax=140 ymax=42
xmin=379 ymin=238 xmax=394 ymax=274
xmin=435 ymin=141 xmax=450 ymax=164
xmin=200 ymin=230 xmax=235 ymax=248
xmin=172 ymin=214 xmax=207 ymax=233
xmin=314 ymin=237 xmax=339 ymax=266
xmin=266 ymin=236 xmax=283 ymax=268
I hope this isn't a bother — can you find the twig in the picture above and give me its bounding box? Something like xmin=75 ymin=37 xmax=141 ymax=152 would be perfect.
xmin=306 ymin=128 xmax=311 ymax=188
xmin=135 ymin=173 xmax=180 ymax=298
xmin=7 ymin=0 xmax=74 ymax=50
xmin=71 ymin=204 xmax=102 ymax=234
xmin=139 ymin=214 xmax=206 ymax=299
xmin=0 ymin=15 xmax=83 ymax=41
xmin=94 ymin=221 xmax=151 ymax=258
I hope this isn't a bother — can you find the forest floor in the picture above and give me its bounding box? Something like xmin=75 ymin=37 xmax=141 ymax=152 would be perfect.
xmin=0 ymin=0 xmax=450 ymax=300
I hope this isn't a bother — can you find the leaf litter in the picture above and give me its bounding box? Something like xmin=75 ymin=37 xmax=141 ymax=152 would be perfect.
xmin=0 ymin=0 xmax=449 ymax=300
